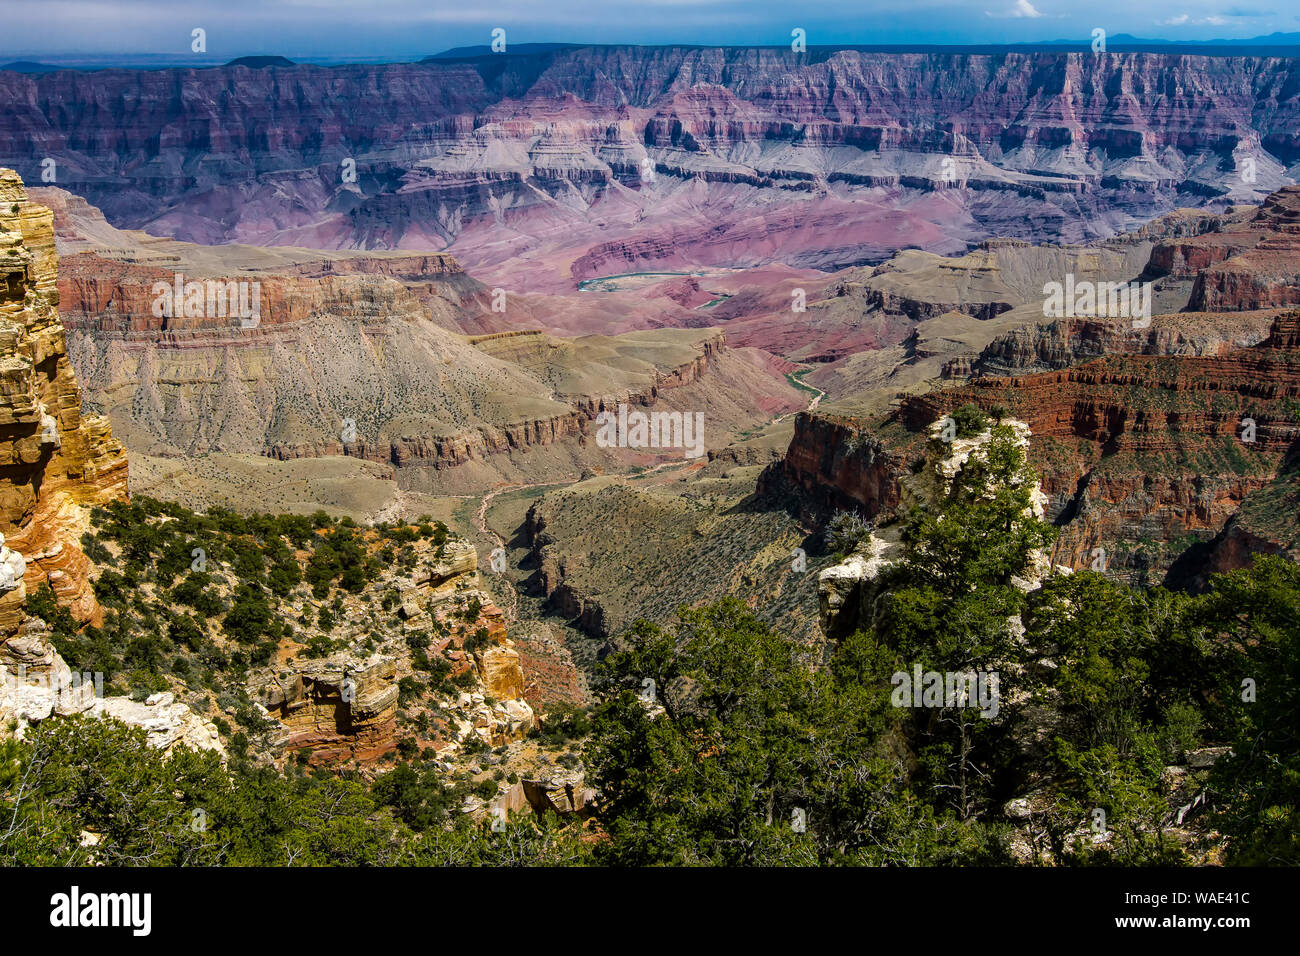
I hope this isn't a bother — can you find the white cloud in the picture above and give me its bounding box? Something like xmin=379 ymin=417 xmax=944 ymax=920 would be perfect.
xmin=986 ymin=0 xmax=1043 ymax=18
xmin=1161 ymin=11 xmax=1254 ymax=26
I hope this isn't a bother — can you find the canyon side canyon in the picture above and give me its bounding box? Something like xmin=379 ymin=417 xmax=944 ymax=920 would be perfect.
xmin=3 ymin=47 xmax=1300 ymax=295
xmin=2 ymin=45 xmax=1300 ymax=842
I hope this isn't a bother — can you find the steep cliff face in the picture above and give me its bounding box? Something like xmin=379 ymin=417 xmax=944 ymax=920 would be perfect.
xmin=1195 ymin=447 xmax=1300 ymax=582
xmin=0 ymin=171 xmax=225 ymax=756
xmin=0 ymin=170 xmax=127 ymax=629
xmin=794 ymin=310 xmax=1300 ymax=582
xmin=763 ymin=412 xmax=905 ymax=518
xmin=522 ymin=504 xmax=612 ymax=640
xmin=255 ymin=655 xmax=402 ymax=766
xmin=907 ymin=362 xmax=1288 ymax=578
xmin=816 ymin=417 xmax=1054 ymax=638
xmin=973 ymin=312 xmax=1276 ymax=377
xmin=5 ymin=50 xmax=1298 ymax=283
xmin=773 ymin=182 xmax=1300 ymax=584
xmin=1186 ymin=187 xmax=1300 ymax=312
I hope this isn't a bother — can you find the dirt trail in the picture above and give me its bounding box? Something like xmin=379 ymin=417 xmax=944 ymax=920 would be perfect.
xmin=473 ymin=477 xmax=580 ymax=619
xmin=469 ymin=376 xmax=821 ymax=619
xmin=774 ymin=367 xmax=826 ymax=424
xmin=474 ymin=477 xmax=576 ymax=544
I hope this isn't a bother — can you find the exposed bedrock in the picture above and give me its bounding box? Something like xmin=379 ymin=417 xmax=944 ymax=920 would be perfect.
xmin=4 ymin=50 xmax=1299 ymax=270
xmin=779 ymin=309 xmax=1300 ymax=584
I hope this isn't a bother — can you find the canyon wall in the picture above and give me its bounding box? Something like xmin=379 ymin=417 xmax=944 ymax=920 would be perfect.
xmin=0 ymin=171 xmax=225 ymax=756
xmin=763 ymin=412 xmax=905 ymax=518
xmin=31 ymin=187 xmax=735 ymax=475
xmin=909 ymin=338 xmax=1299 ymax=574
xmin=774 ymin=185 xmax=1300 ymax=584
xmin=973 ymin=312 xmax=1276 ymax=377
xmin=1187 ymin=187 xmax=1300 ymax=312
xmin=4 ymin=50 xmax=1298 ymax=284
xmin=780 ymin=310 xmax=1300 ymax=584
xmin=0 ymin=169 xmax=126 ymax=631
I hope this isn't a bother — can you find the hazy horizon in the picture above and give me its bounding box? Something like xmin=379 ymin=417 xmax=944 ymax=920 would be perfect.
xmin=4 ymin=0 xmax=1300 ymax=60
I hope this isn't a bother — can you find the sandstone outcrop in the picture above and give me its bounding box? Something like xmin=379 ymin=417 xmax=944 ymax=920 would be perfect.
xmin=90 ymin=692 xmax=226 ymax=755
xmin=0 ymin=170 xmax=127 ymax=630
xmin=247 ymin=536 xmax=535 ymax=765
xmin=255 ymin=655 xmax=400 ymax=764
xmin=1186 ymin=187 xmax=1300 ymax=312
xmin=0 ymin=171 xmax=224 ymax=758
xmin=764 ymin=412 xmax=905 ymax=518
xmin=0 ymin=619 xmax=226 ymax=758
xmin=522 ymin=767 xmax=597 ymax=817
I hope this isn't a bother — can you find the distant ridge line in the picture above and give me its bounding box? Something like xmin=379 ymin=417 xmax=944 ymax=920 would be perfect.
xmin=7 ymin=34 xmax=1300 ymax=73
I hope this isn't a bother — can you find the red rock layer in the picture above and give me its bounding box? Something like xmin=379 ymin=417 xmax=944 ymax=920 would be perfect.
xmin=1186 ymin=187 xmax=1300 ymax=312
xmin=4 ymin=50 xmax=1298 ymax=266
xmin=0 ymin=170 xmax=128 ymax=630
xmin=901 ymin=314 xmax=1300 ymax=573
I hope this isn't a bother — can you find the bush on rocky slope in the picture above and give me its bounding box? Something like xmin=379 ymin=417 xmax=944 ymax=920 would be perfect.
xmin=7 ymin=459 xmax=1297 ymax=865
xmin=582 ymin=436 xmax=1298 ymax=865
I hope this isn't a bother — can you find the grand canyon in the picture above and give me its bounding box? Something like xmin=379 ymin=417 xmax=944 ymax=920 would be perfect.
xmin=1 ymin=7 xmax=1299 ymax=900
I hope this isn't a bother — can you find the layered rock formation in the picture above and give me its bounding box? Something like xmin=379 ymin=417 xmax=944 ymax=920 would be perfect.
xmin=249 ymin=539 xmax=534 ymax=766
xmin=906 ymin=313 xmax=1300 ymax=578
xmin=1184 ymin=187 xmax=1300 ymax=312
xmin=0 ymin=170 xmax=126 ymax=627
xmin=255 ymin=655 xmax=401 ymax=765
xmin=0 ymin=622 xmax=227 ymax=758
xmin=780 ymin=308 xmax=1300 ymax=584
xmin=32 ymin=187 xmax=782 ymax=484
xmin=711 ymin=219 xmax=1203 ymax=392
xmin=0 ymin=172 xmax=223 ymax=755
xmin=4 ymin=49 xmax=1298 ymax=291
xmin=972 ymin=312 xmax=1276 ymax=377
xmin=769 ymin=412 xmax=905 ymax=518
xmin=772 ymin=183 xmax=1300 ymax=584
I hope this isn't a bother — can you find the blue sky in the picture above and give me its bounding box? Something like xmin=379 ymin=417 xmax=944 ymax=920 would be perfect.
xmin=3 ymin=0 xmax=1298 ymax=58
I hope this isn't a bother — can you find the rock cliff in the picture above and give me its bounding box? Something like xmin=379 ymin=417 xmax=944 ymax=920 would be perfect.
xmin=249 ymin=539 xmax=534 ymax=766
xmin=0 ymin=171 xmax=222 ymax=756
xmin=973 ymin=312 xmax=1276 ymax=378
xmin=817 ymin=417 xmax=1054 ymax=638
xmin=776 ymin=185 xmax=1300 ymax=584
xmin=0 ymin=169 xmax=126 ymax=628
xmin=782 ymin=308 xmax=1300 ymax=585
xmin=1185 ymin=187 xmax=1300 ymax=312
xmin=34 ymin=188 xmax=744 ymax=477
xmin=5 ymin=49 xmax=1298 ymax=286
